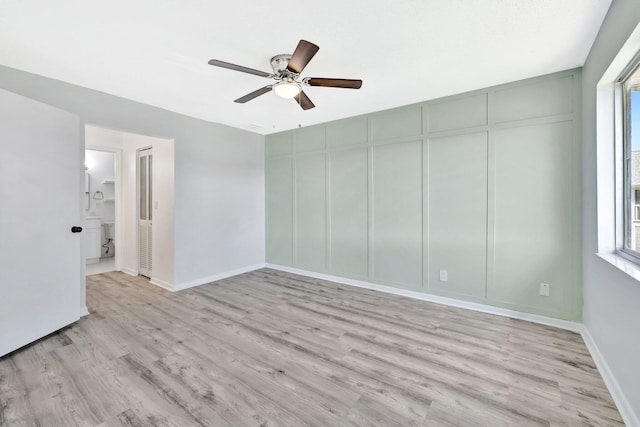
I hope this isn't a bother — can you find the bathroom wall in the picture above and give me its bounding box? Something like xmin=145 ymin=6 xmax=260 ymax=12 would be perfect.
xmin=85 ymin=150 xmax=115 ymax=222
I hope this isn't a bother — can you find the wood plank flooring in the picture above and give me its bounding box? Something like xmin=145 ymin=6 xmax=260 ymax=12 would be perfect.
xmin=0 ymin=268 xmax=624 ymax=426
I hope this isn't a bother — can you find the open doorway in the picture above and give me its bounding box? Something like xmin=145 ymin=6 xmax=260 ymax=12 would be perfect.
xmin=83 ymin=124 xmax=174 ymax=289
xmin=84 ymin=149 xmax=119 ymax=275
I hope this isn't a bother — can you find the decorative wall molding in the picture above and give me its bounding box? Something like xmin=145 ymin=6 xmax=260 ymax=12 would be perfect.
xmin=266 ymin=69 xmax=583 ymax=322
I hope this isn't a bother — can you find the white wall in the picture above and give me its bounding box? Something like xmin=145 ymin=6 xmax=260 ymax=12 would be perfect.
xmin=84 ymin=118 xmax=265 ymax=291
xmin=0 ymin=67 xmax=264 ymax=292
xmin=582 ymin=0 xmax=640 ymax=423
xmin=174 ymin=125 xmax=265 ymax=288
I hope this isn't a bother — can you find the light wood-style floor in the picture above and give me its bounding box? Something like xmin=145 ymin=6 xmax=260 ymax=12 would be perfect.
xmin=0 ymin=269 xmax=624 ymax=426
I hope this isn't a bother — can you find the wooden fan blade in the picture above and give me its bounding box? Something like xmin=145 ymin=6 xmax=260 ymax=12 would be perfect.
xmin=287 ymin=40 xmax=319 ymax=74
xmin=208 ymin=59 xmax=272 ymax=78
xmin=294 ymin=90 xmax=315 ymax=110
xmin=305 ymin=78 xmax=362 ymax=89
xmin=234 ymin=86 xmax=273 ymax=103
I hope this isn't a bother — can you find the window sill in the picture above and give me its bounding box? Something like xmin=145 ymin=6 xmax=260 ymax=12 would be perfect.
xmin=597 ymin=252 xmax=640 ymax=282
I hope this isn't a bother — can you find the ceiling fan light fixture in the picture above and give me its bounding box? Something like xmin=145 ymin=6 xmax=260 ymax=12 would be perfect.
xmin=273 ymin=80 xmax=301 ymax=99
xmin=208 ymin=40 xmax=362 ymax=110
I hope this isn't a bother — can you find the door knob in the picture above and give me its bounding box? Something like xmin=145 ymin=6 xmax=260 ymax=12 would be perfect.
xmin=71 ymin=226 xmax=83 ymax=233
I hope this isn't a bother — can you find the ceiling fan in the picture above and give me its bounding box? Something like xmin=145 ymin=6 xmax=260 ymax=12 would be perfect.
xmin=208 ymin=40 xmax=362 ymax=110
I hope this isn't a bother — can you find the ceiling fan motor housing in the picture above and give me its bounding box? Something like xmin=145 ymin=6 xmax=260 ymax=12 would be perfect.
xmin=271 ymin=54 xmax=295 ymax=78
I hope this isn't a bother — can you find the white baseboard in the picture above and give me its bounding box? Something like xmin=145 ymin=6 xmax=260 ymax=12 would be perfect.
xmin=121 ymin=267 xmax=138 ymax=277
xmin=174 ymin=263 xmax=266 ymax=292
xmin=80 ymin=306 xmax=90 ymax=317
xmin=265 ymin=264 xmax=583 ymax=333
xmin=149 ymin=277 xmax=174 ymax=291
xmin=581 ymin=328 xmax=639 ymax=427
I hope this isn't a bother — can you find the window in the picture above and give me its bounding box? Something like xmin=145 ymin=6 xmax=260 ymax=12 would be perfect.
xmin=595 ymin=22 xmax=640 ymax=277
xmin=619 ymin=58 xmax=640 ymax=258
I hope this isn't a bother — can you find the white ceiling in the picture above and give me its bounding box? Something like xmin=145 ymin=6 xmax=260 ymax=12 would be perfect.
xmin=0 ymin=0 xmax=611 ymax=135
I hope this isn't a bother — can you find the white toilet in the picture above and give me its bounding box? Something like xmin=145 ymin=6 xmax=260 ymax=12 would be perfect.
xmin=101 ymin=222 xmax=115 ymax=258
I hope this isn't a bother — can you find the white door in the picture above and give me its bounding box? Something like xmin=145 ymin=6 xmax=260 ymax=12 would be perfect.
xmin=138 ymin=148 xmax=152 ymax=277
xmin=0 ymin=89 xmax=82 ymax=357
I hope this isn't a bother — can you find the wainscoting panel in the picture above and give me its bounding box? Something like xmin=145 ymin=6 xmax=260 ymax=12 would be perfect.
xmin=493 ymin=74 xmax=574 ymax=123
xmin=371 ymin=141 xmax=423 ymax=290
xmin=326 ymin=117 xmax=368 ymax=148
xmin=265 ymin=68 xmax=581 ymax=320
xmin=370 ymin=106 xmax=423 ymax=142
xmin=295 ymin=153 xmax=327 ymax=272
xmin=329 ymin=147 xmax=368 ymax=280
xmin=266 ymin=156 xmax=293 ymax=265
xmin=266 ymin=132 xmax=293 ymax=157
xmin=427 ymin=93 xmax=488 ymax=132
xmin=294 ymin=126 xmax=326 ymax=154
xmin=427 ymin=132 xmax=488 ymax=298
xmin=491 ymin=121 xmax=574 ymax=316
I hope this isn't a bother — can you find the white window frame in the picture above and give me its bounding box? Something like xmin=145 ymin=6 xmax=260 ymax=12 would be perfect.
xmin=595 ymin=22 xmax=640 ymax=281
xmin=616 ymin=52 xmax=640 ymax=264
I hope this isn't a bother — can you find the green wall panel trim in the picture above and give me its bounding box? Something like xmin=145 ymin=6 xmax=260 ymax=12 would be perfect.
xmin=370 ymin=106 xmax=423 ymax=141
xmin=493 ymin=75 xmax=574 ymax=124
xmin=427 ymin=93 xmax=488 ymax=132
xmin=427 ymin=132 xmax=488 ymax=298
xmin=330 ymin=147 xmax=368 ymax=280
xmin=327 ymin=117 xmax=368 ymax=148
xmin=295 ymin=126 xmax=326 ymax=153
xmin=490 ymin=121 xmax=574 ymax=314
xmin=371 ymin=141 xmax=423 ymax=290
xmin=265 ymin=68 xmax=582 ymax=321
xmin=266 ymin=156 xmax=293 ymax=264
xmin=295 ymin=153 xmax=327 ymax=272
xmin=266 ymin=132 xmax=293 ymax=157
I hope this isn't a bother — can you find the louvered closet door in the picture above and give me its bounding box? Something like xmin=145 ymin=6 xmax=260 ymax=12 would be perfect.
xmin=138 ymin=148 xmax=153 ymax=277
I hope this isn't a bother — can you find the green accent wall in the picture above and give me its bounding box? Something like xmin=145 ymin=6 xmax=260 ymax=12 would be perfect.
xmin=266 ymin=69 xmax=582 ymax=321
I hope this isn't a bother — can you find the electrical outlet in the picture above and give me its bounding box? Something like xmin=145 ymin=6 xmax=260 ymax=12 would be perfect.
xmin=439 ymin=270 xmax=448 ymax=282
xmin=539 ymin=283 xmax=550 ymax=297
